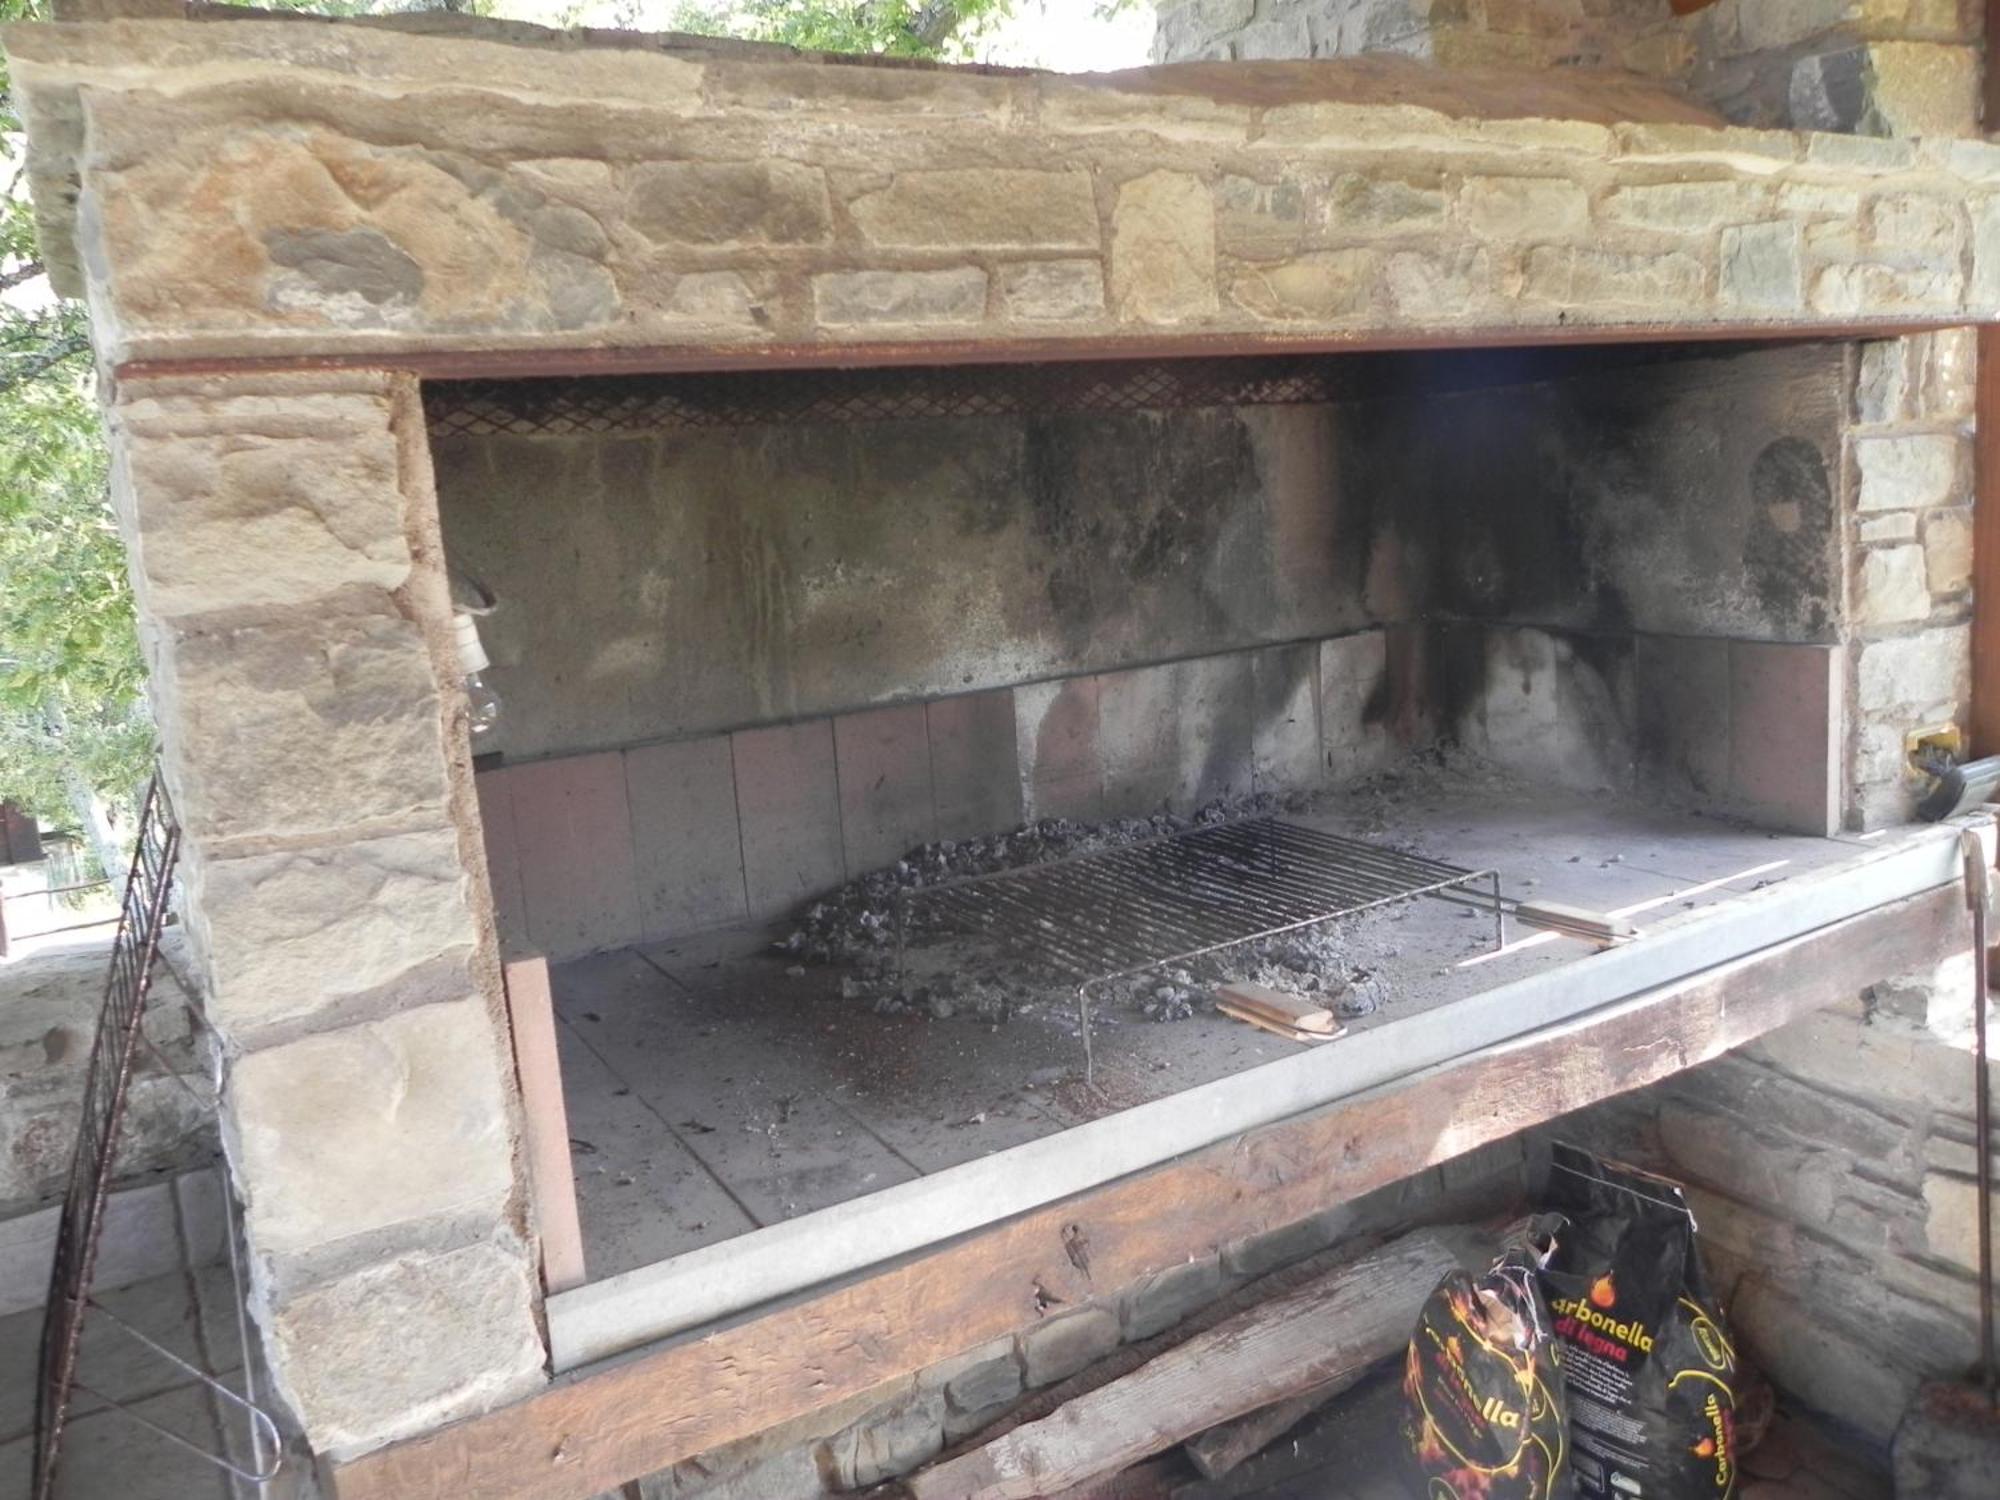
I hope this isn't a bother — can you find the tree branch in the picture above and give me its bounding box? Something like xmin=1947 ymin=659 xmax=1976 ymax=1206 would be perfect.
xmin=0 ymin=330 xmax=90 ymax=396
xmin=0 ymin=259 xmax=46 ymax=295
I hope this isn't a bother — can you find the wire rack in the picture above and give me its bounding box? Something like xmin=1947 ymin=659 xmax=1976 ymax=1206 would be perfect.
xmin=34 ymin=776 xmax=281 ymax=1499
xmin=897 ymin=817 xmax=1501 ymax=1078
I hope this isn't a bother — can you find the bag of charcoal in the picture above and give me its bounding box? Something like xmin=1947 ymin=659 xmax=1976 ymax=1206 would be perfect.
xmin=1403 ymin=1215 xmax=1574 ymax=1500
xmin=1541 ymin=1143 xmax=1739 ymax=1500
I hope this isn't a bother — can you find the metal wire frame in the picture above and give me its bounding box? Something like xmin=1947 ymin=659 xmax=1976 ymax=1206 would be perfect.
xmin=31 ymin=777 xmax=285 ymax=1497
xmin=894 ymin=817 xmax=1502 ymax=1080
xmin=423 ymin=355 xmax=1374 ymax=439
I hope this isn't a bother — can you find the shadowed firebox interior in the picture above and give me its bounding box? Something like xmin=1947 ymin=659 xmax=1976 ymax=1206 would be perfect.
xmin=426 ymin=336 xmax=1881 ymax=1292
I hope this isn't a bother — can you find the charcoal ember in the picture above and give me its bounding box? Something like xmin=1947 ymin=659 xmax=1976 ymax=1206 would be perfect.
xmin=1143 ymin=983 xmax=1196 ymax=1021
xmin=1331 ymin=969 xmax=1385 ymax=1019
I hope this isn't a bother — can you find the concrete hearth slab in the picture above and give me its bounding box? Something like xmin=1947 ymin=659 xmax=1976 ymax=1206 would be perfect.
xmin=550 ymin=770 xmax=1863 ymax=1287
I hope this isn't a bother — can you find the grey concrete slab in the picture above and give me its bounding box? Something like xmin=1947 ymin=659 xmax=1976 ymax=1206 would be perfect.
xmin=555 ymin=1015 xmax=760 ymax=1281
xmin=732 ymin=721 xmax=846 ymax=920
xmin=927 ymin=690 xmax=1024 ymax=842
xmin=834 ymin=704 xmax=936 ymax=874
xmin=626 ymin=735 xmax=749 ymax=937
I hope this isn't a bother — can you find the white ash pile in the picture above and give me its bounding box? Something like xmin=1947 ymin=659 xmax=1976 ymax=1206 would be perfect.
xmin=775 ymin=793 xmax=1387 ymax=1023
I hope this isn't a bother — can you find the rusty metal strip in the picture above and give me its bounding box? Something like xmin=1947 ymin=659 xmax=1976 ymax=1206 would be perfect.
xmin=109 ymin=318 xmax=1977 ymax=390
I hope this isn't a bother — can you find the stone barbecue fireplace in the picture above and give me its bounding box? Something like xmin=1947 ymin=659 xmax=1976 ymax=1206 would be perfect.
xmin=5 ymin=8 xmax=1997 ymax=1499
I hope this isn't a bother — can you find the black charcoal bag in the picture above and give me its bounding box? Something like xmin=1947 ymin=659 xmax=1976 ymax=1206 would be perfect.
xmin=1403 ymin=1215 xmax=1574 ymax=1500
xmin=1541 ymin=1144 xmax=1739 ymax=1500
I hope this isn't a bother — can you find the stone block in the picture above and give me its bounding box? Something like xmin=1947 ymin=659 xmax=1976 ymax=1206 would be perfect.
xmin=1220 ymin=1204 xmax=1356 ymax=1280
xmin=834 ymin=704 xmax=937 ymax=874
xmin=732 ymin=720 xmax=846 ymax=918
xmin=1813 ymin=261 xmax=1964 ymax=317
xmin=941 ymin=1348 xmax=1023 ymax=1421
xmin=1857 ymin=543 xmax=1933 ymax=625
xmin=1732 ymin=1279 xmax=1914 ymax=1444
xmin=1020 ymin=1305 xmax=1120 ymax=1387
xmin=1855 ymin=338 xmax=1914 ymax=425
xmin=1719 ymin=221 xmax=1803 ymax=310
xmin=1855 ymin=626 xmax=1970 ymax=721
xmin=1521 ymin=245 xmax=1705 ymax=307
xmin=1227 ymin=250 xmax=1376 ymax=321
xmin=112 ymin=385 xmax=412 ymax=620
xmin=626 ymin=736 xmax=749 ymax=939
xmin=1870 ymin=193 xmax=1964 ymax=256
xmin=626 ymin=160 xmax=831 ymax=247
xmin=1921 ymin=1171 xmax=1999 ymax=1275
xmin=1214 ymin=173 xmax=1310 ymax=260
xmin=1728 ymin=640 xmax=1840 ymax=836
xmin=998 ymin=260 xmax=1106 ymax=321
xmin=1326 ymin=171 xmax=1449 ymax=234
xmin=505 ymin=751 xmax=641 ymax=960
xmin=849 ymin=169 xmax=1099 ymax=250
xmin=1601 ymin=180 xmax=1768 ymax=233
xmin=264 ymin=1234 xmax=544 ymax=1457
xmin=1015 ymin=676 xmax=1103 ymax=823
xmin=151 ymin=605 xmax=450 ymax=848
xmin=186 ymin=828 xmax=478 ymax=1039
xmin=1385 ymin=245 xmax=1490 ymax=319
xmin=1110 ymin=170 xmax=1218 ymax=323
xmin=1865 ymin=40 xmax=1979 ymax=139
xmin=1120 ymin=1255 xmax=1225 ymax=1340
xmin=1922 ymin=507 xmax=1973 ymax=596
xmin=812 ymin=268 xmax=988 ymax=327
xmin=1459 ymin=175 xmax=1589 ymax=241
xmin=661 ymin=271 xmax=765 ymax=329
xmin=1855 ymin=432 xmax=1963 ymax=512
xmin=229 ymin=998 xmax=518 ymax=1258
xmin=1859 ymin=513 xmax=1919 ymax=544
xmin=823 ymin=1390 xmax=943 ymax=1490
xmin=1914 ymin=327 xmax=1976 ymax=420
xmin=1236 ymin=17 xmax=1313 ymax=59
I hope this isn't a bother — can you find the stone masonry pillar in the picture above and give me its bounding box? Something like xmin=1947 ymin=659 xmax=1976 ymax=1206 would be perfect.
xmin=105 ymin=368 xmax=546 ymax=1456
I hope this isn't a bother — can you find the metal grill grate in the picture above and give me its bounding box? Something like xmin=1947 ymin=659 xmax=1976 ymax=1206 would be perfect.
xmin=424 ymin=356 xmax=1371 ymax=439
xmin=899 ymin=817 xmax=1500 ymax=1077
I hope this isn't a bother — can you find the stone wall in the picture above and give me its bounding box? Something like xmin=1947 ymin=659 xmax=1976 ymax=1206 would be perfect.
xmin=8 ymin=17 xmax=1997 ymax=369
xmin=1552 ymin=937 xmax=1993 ymax=1450
xmin=1154 ymin=1 xmax=1985 ymax=136
xmin=0 ymin=933 xmax=212 ymax=1215
xmin=104 ymin=370 xmax=546 ymax=1457
xmin=1847 ymin=330 xmax=1977 ymax=826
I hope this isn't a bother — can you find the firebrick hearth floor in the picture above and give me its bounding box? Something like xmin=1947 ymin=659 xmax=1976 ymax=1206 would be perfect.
xmin=550 ymin=774 xmax=1873 ymax=1282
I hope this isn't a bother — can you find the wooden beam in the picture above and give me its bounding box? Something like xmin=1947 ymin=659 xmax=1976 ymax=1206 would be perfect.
xmin=900 ymin=1232 xmax=1455 ymax=1500
xmin=328 ymin=884 xmax=1963 ymax=1500
xmin=505 ymin=956 xmax=587 ymax=1295
xmin=1974 ymin=324 xmax=2000 ymax=755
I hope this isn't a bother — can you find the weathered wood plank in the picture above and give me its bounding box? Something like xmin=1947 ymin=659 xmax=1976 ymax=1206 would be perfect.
xmin=900 ymin=1233 xmax=1453 ymax=1500
xmin=1182 ymin=1377 xmax=1348 ymax=1481
xmin=506 ymin=957 xmax=586 ymax=1295
xmin=329 ymin=884 xmax=1960 ymax=1500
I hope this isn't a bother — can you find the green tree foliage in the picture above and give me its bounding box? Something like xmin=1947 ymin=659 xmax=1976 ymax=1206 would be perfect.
xmin=664 ymin=0 xmax=1016 ymax=58
xmin=1 ymin=0 xmax=152 ymax=839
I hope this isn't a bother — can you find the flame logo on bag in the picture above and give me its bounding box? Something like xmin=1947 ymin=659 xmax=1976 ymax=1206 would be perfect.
xmin=1589 ymin=1274 xmax=1617 ymax=1310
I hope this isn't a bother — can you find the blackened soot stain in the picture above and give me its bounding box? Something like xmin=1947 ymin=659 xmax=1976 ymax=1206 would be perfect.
xmin=1745 ymin=436 xmax=1836 ymax=636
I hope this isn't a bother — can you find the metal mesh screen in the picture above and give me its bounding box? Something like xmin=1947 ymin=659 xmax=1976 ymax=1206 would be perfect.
xmin=423 ymin=355 xmax=1373 ymax=439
